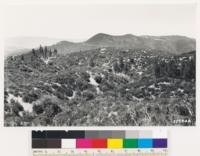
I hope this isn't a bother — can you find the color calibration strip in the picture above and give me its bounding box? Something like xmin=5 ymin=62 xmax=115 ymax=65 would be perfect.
xmin=32 ymin=130 xmax=168 ymax=149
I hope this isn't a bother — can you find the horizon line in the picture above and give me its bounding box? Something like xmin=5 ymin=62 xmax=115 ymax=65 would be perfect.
xmin=4 ymin=33 xmax=196 ymax=43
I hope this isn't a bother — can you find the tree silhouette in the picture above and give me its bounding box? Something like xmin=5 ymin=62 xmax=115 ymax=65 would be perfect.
xmin=39 ymin=45 xmax=44 ymax=57
xmin=89 ymin=58 xmax=95 ymax=67
xmin=44 ymin=46 xmax=48 ymax=59
xmin=32 ymin=48 xmax=36 ymax=57
xmin=54 ymin=49 xmax=58 ymax=56
xmin=119 ymin=57 xmax=124 ymax=71
xmin=21 ymin=55 xmax=24 ymax=61
xmin=113 ymin=61 xmax=120 ymax=73
xmin=49 ymin=49 xmax=52 ymax=57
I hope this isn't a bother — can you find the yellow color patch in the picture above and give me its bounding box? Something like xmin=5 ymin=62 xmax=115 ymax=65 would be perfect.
xmin=107 ymin=139 xmax=123 ymax=148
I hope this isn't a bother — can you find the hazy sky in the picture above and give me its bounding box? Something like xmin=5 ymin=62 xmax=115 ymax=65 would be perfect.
xmin=2 ymin=3 xmax=196 ymax=40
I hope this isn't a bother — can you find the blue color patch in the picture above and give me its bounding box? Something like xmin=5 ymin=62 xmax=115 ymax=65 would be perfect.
xmin=138 ymin=139 xmax=153 ymax=148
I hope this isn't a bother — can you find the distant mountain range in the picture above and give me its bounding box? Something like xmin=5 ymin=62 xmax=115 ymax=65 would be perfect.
xmin=50 ymin=33 xmax=196 ymax=55
xmin=5 ymin=33 xmax=196 ymax=56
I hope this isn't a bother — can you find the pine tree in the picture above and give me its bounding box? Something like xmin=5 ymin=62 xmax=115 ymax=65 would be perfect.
xmin=54 ymin=49 xmax=58 ymax=56
xmin=21 ymin=55 xmax=24 ymax=61
xmin=113 ymin=61 xmax=120 ymax=73
xmin=49 ymin=49 xmax=52 ymax=57
xmin=154 ymin=62 xmax=161 ymax=78
xmin=119 ymin=57 xmax=124 ymax=71
xmin=39 ymin=45 xmax=44 ymax=57
xmin=32 ymin=48 xmax=36 ymax=57
xmin=44 ymin=46 xmax=48 ymax=59
xmin=124 ymin=62 xmax=130 ymax=74
xmin=89 ymin=58 xmax=95 ymax=67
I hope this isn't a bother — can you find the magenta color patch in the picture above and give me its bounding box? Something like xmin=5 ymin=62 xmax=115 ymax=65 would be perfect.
xmin=76 ymin=139 xmax=92 ymax=148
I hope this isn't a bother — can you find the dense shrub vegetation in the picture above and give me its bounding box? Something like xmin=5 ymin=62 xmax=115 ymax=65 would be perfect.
xmin=4 ymin=46 xmax=196 ymax=126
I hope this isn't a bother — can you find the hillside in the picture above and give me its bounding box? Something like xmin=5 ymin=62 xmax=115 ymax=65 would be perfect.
xmin=50 ymin=33 xmax=196 ymax=55
xmin=4 ymin=46 xmax=196 ymax=126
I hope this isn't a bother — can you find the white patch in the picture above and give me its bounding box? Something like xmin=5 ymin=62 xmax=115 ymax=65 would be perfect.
xmin=96 ymin=87 xmax=100 ymax=94
xmin=33 ymin=87 xmax=38 ymax=90
xmin=44 ymin=82 xmax=50 ymax=86
xmin=7 ymin=93 xmax=33 ymax=112
xmin=137 ymin=71 xmax=143 ymax=75
xmin=78 ymin=61 xmax=83 ymax=65
xmin=52 ymin=82 xmax=61 ymax=87
xmin=158 ymin=82 xmax=171 ymax=85
xmin=100 ymin=73 xmax=105 ymax=78
xmin=124 ymin=49 xmax=129 ymax=52
xmin=115 ymin=73 xmax=130 ymax=79
xmin=170 ymin=91 xmax=175 ymax=97
xmin=88 ymin=73 xmax=99 ymax=86
xmin=19 ymin=112 xmax=23 ymax=117
xmin=100 ymin=48 xmax=106 ymax=53
xmin=102 ymin=63 xmax=110 ymax=68
xmin=87 ymin=71 xmax=103 ymax=94
xmin=148 ymin=84 xmax=160 ymax=90
xmin=132 ymin=96 xmax=143 ymax=102
xmin=151 ymin=95 xmax=156 ymax=100
xmin=177 ymin=88 xmax=184 ymax=93
xmin=131 ymin=65 xmax=135 ymax=70
xmin=108 ymin=111 xmax=118 ymax=117
xmin=41 ymin=56 xmax=56 ymax=64
xmin=96 ymin=87 xmax=103 ymax=94
xmin=148 ymin=84 xmax=155 ymax=89
xmin=68 ymin=91 xmax=76 ymax=100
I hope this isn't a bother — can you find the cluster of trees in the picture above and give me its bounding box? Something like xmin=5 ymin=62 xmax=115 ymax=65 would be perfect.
xmin=32 ymin=45 xmax=58 ymax=59
xmin=154 ymin=56 xmax=195 ymax=80
xmin=19 ymin=45 xmax=58 ymax=62
xmin=113 ymin=57 xmax=131 ymax=73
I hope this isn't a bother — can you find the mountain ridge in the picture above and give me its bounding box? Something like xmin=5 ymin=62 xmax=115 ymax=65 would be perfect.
xmin=50 ymin=33 xmax=196 ymax=55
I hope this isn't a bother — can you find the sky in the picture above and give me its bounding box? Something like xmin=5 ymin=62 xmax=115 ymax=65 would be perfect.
xmin=2 ymin=3 xmax=196 ymax=40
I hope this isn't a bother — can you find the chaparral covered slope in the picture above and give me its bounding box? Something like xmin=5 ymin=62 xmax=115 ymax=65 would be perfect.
xmin=4 ymin=34 xmax=196 ymax=126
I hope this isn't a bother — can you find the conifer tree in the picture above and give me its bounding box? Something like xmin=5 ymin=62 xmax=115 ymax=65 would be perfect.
xmin=44 ymin=46 xmax=48 ymax=59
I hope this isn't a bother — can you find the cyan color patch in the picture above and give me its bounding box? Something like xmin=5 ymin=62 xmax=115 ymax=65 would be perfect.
xmin=138 ymin=139 xmax=153 ymax=148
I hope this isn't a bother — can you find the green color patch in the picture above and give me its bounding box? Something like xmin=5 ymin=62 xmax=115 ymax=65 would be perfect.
xmin=123 ymin=139 xmax=138 ymax=148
